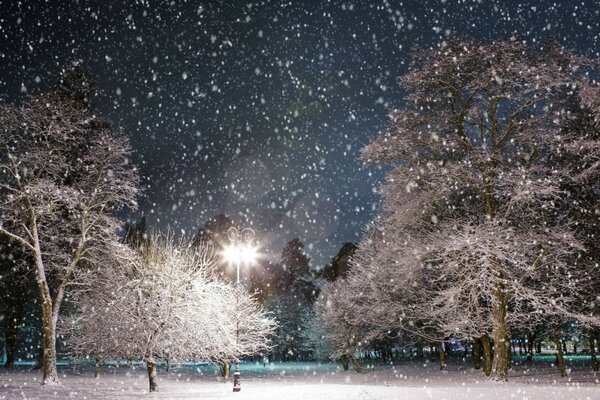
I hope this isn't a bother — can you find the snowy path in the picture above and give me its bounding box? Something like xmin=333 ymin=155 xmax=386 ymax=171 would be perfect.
xmin=0 ymin=360 xmax=598 ymax=399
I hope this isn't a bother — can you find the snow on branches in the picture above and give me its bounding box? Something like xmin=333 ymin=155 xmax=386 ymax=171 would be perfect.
xmin=62 ymin=233 xmax=276 ymax=392
xmin=322 ymin=38 xmax=600 ymax=380
xmin=0 ymin=70 xmax=139 ymax=384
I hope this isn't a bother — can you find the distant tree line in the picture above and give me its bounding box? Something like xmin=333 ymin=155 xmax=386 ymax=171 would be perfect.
xmin=191 ymin=213 xmax=358 ymax=364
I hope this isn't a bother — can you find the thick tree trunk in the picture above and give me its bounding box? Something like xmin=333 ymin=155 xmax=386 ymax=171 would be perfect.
xmin=221 ymin=361 xmax=230 ymax=382
xmin=30 ymin=231 xmax=59 ymax=385
xmin=491 ymin=314 xmax=509 ymax=379
xmin=552 ymin=328 xmax=566 ymax=378
xmin=590 ymin=333 xmax=599 ymax=372
xmin=94 ymin=358 xmax=100 ymax=378
xmin=40 ymin=296 xmax=59 ymax=385
xmin=491 ymin=278 xmax=509 ymax=380
xmin=481 ymin=334 xmax=492 ymax=377
xmin=472 ymin=338 xmax=481 ymax=370
xmin=436 ymin=342 xmax=446 ymax=370
xmin=146 ymin=358 xmax=159 ymax=392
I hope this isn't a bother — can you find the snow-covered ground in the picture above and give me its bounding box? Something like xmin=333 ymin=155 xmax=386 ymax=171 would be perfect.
xmin=1 ymin=358 xmax=598 ymax=400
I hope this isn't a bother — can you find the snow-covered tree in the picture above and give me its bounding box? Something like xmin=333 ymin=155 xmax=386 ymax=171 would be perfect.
xmin=353 ymin=38 xmax=599 ymax=380
xmin=63 ymin=233 xmax=275 ymax=392
xmin=309 ymin=278 xmax=366 ymax=372
xmin=0 ymin=68 xmax=139 ymax=384
xmin=558 ymin=83 xmax=600 ymax=372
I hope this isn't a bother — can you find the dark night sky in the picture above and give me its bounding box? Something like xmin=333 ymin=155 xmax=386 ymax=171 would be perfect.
xmin=0 ymin=0 xmax=598 ymax=266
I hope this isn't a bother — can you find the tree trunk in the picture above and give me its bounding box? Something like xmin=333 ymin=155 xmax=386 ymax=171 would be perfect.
xmin=146 ymin=358 xmax=159 ymax=392
xmin=491 ymin=279 xmax=509 ymax=380
xmin=507 ymin=335 xmax=512 ymax=370
xmin=221 ymin=361 xmax=230 ymax=382
xmin=463 ymin=341 xmax=470 ymax=359
xmin=350 ymin=356 xmax=362 ymax=373
xmin=526 ymin=334 xmax=535 ymax=364
xmin=444 ymin=341 xmax=452 ymax=357
xmin=481 ymin=334 xmax=492 ymax=377
xmin=94 ymin=358 xmax=100 ymax=378
xmin=552 ymin=327 xmax=566 ymax=378
xmin=4 ymin=327 xmax=17 ymax=369
xmin=40 ymin=300 xmax=59 ymax=385
xmin=340 ymin=354 xmax=349 ymax=371
xmin=31 ymin=234 xmax=59 ymax=385
xmin=166 ymin=359 xmax=170 ymax=373
xmin=416 ymin=342 xmax=423 ymax=358
xmin=589 ymin=333 xmax=598 ymax=372
xmin=436 ymin=342 xmax=446 ymax=370
xmin=472 ymin=338 xmax=481 ymax=370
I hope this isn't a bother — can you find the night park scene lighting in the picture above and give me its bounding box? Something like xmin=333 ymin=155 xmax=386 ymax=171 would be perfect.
xmin=0 ymin=1 xmax=599 ymax=399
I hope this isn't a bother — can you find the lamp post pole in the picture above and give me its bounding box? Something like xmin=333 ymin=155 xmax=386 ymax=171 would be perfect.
xmin=228 ymin=226 xmax=255 ymax=393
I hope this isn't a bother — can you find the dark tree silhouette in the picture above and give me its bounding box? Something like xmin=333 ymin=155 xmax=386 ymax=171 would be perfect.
xmin=318 ymin=242 xmax=357 ymax=282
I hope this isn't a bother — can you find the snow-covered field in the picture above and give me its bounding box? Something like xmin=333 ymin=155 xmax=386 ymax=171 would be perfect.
xmin=1 ymin=358 xmax=599 ymax=400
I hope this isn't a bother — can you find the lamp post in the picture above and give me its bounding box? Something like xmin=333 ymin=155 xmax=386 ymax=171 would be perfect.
xmin=222 ymin=226 xmax=257 ymax=393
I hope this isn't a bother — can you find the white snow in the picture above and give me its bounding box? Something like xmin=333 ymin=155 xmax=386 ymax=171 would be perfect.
xmin=1 ymin=359 xmax=598 ymax=400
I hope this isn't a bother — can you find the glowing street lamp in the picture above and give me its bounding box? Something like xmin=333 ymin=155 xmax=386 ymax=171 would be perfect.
xmin=222 ymin=230 xmax=258 ymax=285
xmin=221 ymin=226 xmax=258 ymax=393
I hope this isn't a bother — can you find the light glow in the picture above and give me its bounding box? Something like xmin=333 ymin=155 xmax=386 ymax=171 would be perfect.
xmin=222 ymin=243 xmax=259 ymax=265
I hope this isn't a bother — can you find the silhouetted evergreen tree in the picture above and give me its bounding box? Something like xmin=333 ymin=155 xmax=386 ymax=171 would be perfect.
xmin=318 ymin=242 xmax=357 ymax=282
xmin=268 ymin=238 xmax=316 ymax=360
